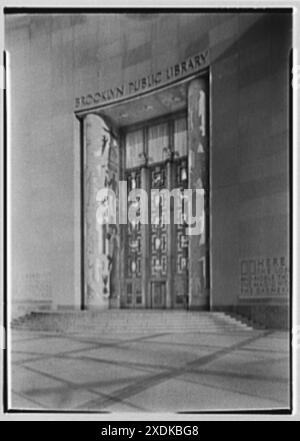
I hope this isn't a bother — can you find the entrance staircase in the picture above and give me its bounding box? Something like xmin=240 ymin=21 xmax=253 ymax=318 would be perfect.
xmin=11 ymin=310 xmax=254 ymax=334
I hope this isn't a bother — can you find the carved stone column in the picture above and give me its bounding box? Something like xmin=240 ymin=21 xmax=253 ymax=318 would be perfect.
xmin=187 ymin=78 xmax=209 ymax=309
xmin=84 ymin=113 xmax=119 ymax=309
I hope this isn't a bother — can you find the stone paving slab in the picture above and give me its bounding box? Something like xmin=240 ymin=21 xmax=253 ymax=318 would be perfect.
xmin=109 ymin=376 xmax=284 ymax=413
xmin=8 ymin=329 xmax=291 ymax=412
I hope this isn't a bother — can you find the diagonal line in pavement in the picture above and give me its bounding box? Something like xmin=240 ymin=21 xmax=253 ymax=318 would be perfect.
xmin=190 ymin=366 xmax=289 ymax=384
xmin=66 ymin=353 xmax=174 ymax=374
xmin=19 ymin=363 xmax=148 ymax=412
xmin=12 ymin=332 xmax=171 ymax=367
xmin=10 ymin=388 xmax=49 ymax=410
xmin=80 ymin=331 xmax=273 ymax=410
xmin=173 ymin=372 xmax=287 ymax=406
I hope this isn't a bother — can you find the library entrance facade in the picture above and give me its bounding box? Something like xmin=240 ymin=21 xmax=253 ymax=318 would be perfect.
xmin=80 ymin=75 xmax=210 ymax=311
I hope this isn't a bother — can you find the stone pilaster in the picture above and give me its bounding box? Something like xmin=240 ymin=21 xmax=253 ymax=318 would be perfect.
xmin=84 ymin=113 xmax=119 ymax=309
xmin=187 ymin=78 xmax=209 ymax=309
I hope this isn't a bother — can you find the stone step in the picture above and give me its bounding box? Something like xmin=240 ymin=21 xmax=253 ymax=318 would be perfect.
xmin=11 ymin=310 xmax=253 ymax=333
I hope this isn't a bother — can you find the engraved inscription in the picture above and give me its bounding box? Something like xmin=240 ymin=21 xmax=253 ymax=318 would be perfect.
xmin=240 ymin=256 xmax=289 ymax=298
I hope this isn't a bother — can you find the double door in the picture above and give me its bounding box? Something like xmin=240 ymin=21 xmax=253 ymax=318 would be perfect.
xmin=124 ymin=157 xmax=189 ymax=309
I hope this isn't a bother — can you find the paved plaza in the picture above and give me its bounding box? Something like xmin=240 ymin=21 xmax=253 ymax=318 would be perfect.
xmin=9 ymin=329 xmax=290 ymax=413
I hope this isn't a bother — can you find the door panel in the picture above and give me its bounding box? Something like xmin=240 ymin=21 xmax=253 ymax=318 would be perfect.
xmin=174 ymin=158 xmax=189 ymax=308
xmin=149 ymin=164 xmax=168 ymax=308
xmin=125 ymin=279 xmax=143 ymax=308
xmin=151 ymin=281 xmax=166 ymax=309
xmin=124 ymin=169 xmax=144 ymax=308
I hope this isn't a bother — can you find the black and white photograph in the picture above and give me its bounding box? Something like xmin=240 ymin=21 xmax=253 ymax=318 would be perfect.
xmin=0 ymin=3 xmax=298 ymax=420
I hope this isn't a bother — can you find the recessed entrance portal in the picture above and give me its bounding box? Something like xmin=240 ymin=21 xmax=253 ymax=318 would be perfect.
xmin=81 ymin=75 xmax=210 ymax=311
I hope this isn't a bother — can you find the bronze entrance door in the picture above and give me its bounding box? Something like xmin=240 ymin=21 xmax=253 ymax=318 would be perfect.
xmin=124 ymin=168 xmax=144 ymax=308
xmin=149 ymin=163 xmax=168 ymax=309
xmin=123 ymin=116 xmax=189 ymax=309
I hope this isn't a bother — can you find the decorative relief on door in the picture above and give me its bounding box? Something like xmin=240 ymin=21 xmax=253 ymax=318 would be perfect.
xmin=122 ymin=115 xmax=190 ymax=309
xmin=174 ymin=158 xmax=189 ymax=306
xmin=85 ymin=114 xmax=119 ymax=308
xmin=150 ymin=164 xmax=168 ymax=278
xmin=126 ymin=170 xmax=142 ymax=280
